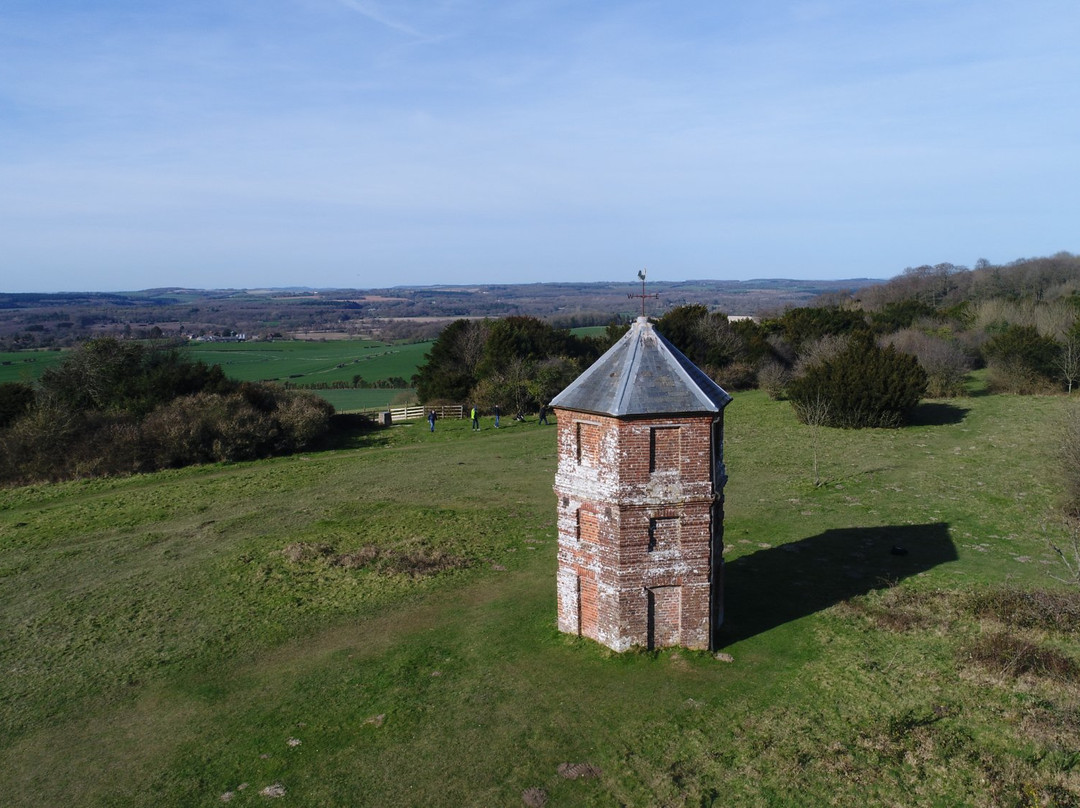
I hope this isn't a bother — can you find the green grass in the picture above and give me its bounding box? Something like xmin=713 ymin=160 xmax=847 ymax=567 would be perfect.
xmin=571 ymin=326 xmax=609 ymax=338
xmin=183 ymin=339 xmax=430 ymax=385
xmin=314 ymin=388 xmax=417 ymax=411
xmin=184 ymin=339 xmax=430 ymax=409
xmin=2 ymin=388 xmax=1079 ymax=806
xmin=0 ymin=340 xmax=431 ymax=409
xmin=0 ymin=349 xmax=65 ymax=384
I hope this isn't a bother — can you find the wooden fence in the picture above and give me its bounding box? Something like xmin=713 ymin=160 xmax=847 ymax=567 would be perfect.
xmin=354 ymin=404 xmax=464 ymax=423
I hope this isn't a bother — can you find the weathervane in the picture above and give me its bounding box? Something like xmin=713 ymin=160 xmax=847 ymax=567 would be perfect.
xmin=628 ymin=268 xmax=659 ymax=318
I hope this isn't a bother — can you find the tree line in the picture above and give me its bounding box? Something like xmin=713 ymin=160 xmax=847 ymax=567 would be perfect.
xmin=415 ymin=254 xmax=1080 ymax=430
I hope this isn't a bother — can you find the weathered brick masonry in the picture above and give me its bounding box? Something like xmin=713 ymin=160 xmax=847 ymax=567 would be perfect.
xmin=550 ymin=316 xmax=731 ymax=652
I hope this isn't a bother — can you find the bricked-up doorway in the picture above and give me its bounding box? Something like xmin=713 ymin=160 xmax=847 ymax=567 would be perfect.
xmin=647 ymin=586 xmax=681 ymax=649
xmin=579 ymin=575 xmax=599 ymax=640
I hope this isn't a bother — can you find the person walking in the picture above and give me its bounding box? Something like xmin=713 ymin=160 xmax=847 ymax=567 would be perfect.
xmin=428 ymin=409 xmax=437 ymax=432
xmin=538 ymin=404 xmax=549 ymax=425
xmin=494 ymin=404 xmax=501 ymax=428
xmin=471 ymin=405 xmax=480 ymax=431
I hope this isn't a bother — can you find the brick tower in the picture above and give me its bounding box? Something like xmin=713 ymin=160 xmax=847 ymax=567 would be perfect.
xmin=550 ymin=316 xmax=731 ymax=651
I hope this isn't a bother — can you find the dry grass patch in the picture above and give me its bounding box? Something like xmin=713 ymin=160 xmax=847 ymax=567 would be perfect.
xmin=282 ymin=540 xmax=471 ymax=577
xmin=963 ymin=586 xmax=1080 ymax=632
xmin=961 ymin=632 xmax=1079 ymax=681
xmin=838 ymin=585 xmax=950 ymax=633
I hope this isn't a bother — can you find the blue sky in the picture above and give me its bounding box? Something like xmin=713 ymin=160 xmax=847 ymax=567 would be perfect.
xmin=1 ymin=1 xmax=1077 ymax=292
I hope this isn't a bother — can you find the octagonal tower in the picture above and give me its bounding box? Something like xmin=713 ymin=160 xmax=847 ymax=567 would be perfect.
xmin=551 ymin=316 xmax=731 ymax=651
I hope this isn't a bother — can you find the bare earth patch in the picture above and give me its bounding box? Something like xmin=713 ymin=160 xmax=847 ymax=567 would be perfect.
xmin=557 ymin=762 xmax=602 ymax=779
xmin=522 ymin=786 xmax=548 ymax=806
xmin=259 ymin=783 xmax=286 ymax=798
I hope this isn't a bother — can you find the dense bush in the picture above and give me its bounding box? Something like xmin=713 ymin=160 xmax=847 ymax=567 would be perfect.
xmin=983 ymin=324 xmax=1060 ymax=393
xmin=788 ymin=334 xmax=927 ymax=428
xmin=654 ymin=305 xmax=780 ymax=390
xmin=417 ymin=316 xmax=598 ymax=413
xmin=0 ymin=338 xmax=333 ymax=485
xmin=415 ymin=319 xmax=492 ymax=402
xmin=38 ymin=338 xmax=230 ymax=416
xmin=986 ymin=359 xmax=1057 ymax=395
xmin=770 ymin=306 xmax=869 ymax=351
xmin=869 ymin=299 xmax=938 ymax=333
xmin=0 ymin=382 xmax=35 ymax=428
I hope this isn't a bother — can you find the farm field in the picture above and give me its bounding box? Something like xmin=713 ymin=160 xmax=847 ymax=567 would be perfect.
xmin=1 ymin=384 xmax=1078 ymax=806
xmin=0 ymin=349 xmax=65 ymax=384
xmin=182 ymin=339 xmax=430 ymax=386
xmin=0 ymin=340 xmax=432 ymax=409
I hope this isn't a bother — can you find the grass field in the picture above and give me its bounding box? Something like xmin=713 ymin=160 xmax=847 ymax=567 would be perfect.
xmin=0 ymin=340 xmax=431 ymax=409
xmin=182 ymin=340 xmax=430 ymax=387
xmin=0 ymin=349 xmax=65 ymax=384
xmin=2 ymin=383 xmax=1079 ymax=806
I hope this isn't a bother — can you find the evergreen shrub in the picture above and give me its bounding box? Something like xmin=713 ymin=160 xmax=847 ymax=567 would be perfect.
xmin=788 ymin=334 xmax=927 ymax=428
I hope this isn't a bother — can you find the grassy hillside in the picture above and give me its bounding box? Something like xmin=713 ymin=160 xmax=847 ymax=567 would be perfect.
xmin=1 ymin=386 xmax=1078 ymax=806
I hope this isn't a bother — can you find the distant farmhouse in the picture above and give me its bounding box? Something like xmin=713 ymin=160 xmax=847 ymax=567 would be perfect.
xmin=189 ymin=333 xmax=247 ymax=343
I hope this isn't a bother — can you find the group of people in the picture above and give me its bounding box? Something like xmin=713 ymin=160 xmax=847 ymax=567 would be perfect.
xmin=427 ymin=405 xmax=550 ymax=432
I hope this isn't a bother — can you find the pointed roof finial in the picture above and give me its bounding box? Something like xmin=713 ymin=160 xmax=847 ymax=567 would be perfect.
xmin=628 ymin=267 xmax=659 ymax=318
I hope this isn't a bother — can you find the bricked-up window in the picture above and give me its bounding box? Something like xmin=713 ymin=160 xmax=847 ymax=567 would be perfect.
xmin=576 ymin=421 xmax=600 ymax=466
xmin=580 ymin=508 xmax=599 ymax=543
xmin=650 ymin=426 xmax=680 ymax=473
xmin=648 ymin=516 xmax=680 ymax=552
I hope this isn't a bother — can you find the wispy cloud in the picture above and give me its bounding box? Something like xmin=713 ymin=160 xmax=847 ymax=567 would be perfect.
xmin=336 ymin=0 xmax=427 ymax=39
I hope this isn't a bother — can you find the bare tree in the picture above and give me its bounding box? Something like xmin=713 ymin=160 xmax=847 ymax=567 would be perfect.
xmin=756 ymin=360 xmax=791 ymax=400
xmin=693 ymin=314 xmax=745 ymax=364
xmin=1057 ymin=334 xmax=1080 ymax=394
xmin=792 ymin=334 xmax=849 ymax=379
xmin=884 ymin=329 xmax=971 ymax=397
xmin=793 ymin=392 xmax=831 ymax=487
xmin=458 ymin=319 xmax=491 ymax=377
xmin=1047 ymin=519 xmax=1080 ymax=587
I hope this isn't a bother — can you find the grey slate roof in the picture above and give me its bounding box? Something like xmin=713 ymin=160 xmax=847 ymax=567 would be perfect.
xmin=550 ymin=317 xmax=732 ymax=417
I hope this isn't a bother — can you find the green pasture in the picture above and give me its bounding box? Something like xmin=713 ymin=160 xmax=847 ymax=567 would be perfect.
xmin=0 ymin=341 xmax=430 ymax=408
xmin=2 ymin=384 xmax=1079 ymax=806
xmin=183 ymin=339 xmax=430 ymax=386
xmin=0 ymin=341 xmax=431 ymax=388
xmin=570 ymin=325 xmax=608 ymax=338
xmin=316 ymin=388 xmax=418 ymax=411
xmin=0 ymin=349 xmax=65 ymax=384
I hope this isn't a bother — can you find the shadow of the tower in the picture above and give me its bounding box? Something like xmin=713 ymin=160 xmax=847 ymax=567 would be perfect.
xmin=718 ymin=522 xmax=957 ymax=647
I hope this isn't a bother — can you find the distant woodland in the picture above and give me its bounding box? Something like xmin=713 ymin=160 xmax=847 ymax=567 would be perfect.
xmin=0 ymin=277 xmax=874 ymax=348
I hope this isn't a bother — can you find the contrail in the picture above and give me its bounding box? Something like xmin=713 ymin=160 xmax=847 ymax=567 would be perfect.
xmin=337 ymin=0 xmax=426 ymax=38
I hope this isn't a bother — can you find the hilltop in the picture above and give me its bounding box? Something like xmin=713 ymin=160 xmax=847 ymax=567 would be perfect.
xmin=1 ymin=381 xmax=1078 ymax=805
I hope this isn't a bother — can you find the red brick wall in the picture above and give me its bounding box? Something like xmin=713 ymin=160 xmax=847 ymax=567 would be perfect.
xmin=554 ymin=407 xmax=725 ymax=651
xmin=650 ymin=426 xmax=680 ymax=473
